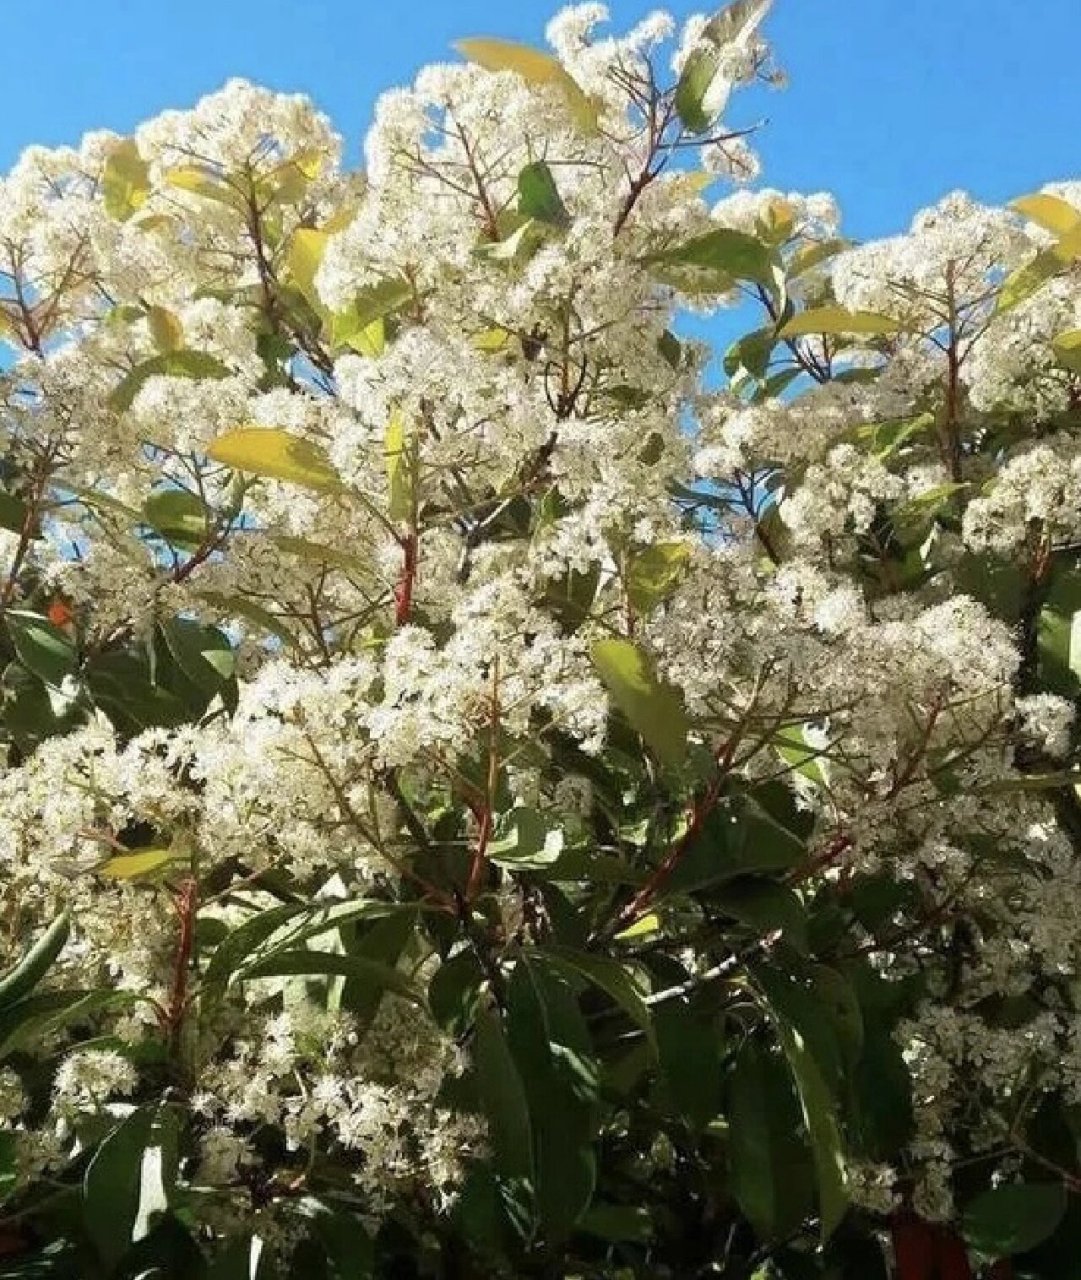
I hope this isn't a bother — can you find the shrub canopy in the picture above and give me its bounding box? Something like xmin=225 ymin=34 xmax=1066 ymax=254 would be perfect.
xmin=1 ymin=2 xmax=1081 ymax=1276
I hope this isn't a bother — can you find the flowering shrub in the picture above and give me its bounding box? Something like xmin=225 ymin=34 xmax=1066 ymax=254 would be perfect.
xmin=1 ymin=1 xmax=1080 ymax=1275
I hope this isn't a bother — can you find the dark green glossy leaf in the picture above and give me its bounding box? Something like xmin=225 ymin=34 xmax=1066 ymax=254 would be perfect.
xmin=83 ymin=1107 xmax=154 ymax=1268
xmin=962 ymin=1182 xmax=1067 ymax=1258
xmin=5 ymin=611 xmax=76 ymax=690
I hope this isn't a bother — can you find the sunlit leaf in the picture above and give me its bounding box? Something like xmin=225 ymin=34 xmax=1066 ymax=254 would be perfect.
xmin=779 ymin=307 xmax=903 ymax=338
xmin=99 ymin=848 xmax=184 ymax=880
xmin=456 ymin=37 xmax=598 ymax=132
xmin=208 ymin=427 xmax=342 ymax=492
xmin=591 ymin=638 xmax=688 ymax=768
xmin=102 ymin=139 xmax=150 ymax=221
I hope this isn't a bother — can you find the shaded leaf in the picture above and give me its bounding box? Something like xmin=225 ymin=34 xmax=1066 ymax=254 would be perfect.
xmin=962 ymin=1183 xmax=1066 ymax=1258
xmin=591 ymin=638 xmax=688 ymax=768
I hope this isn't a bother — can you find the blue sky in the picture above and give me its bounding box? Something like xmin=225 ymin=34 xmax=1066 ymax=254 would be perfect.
xmin=3 ymin=0 xmax=1078 ymax=240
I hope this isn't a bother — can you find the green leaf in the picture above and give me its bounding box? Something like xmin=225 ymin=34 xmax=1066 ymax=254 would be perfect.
xmin=84 ymin=1107 xmax=155 ymax=1268
xmin=1011 ymin=192 xmax=1081 ymax=237
xmin=384 ymin=411 xmax=413 ymax=523
xmin=110 ymin=349 xmax=232 ymax=412
xmin=5 ymin=610 xmax=76 ymax=689
xmin=754 ymin=967 xmax=849 ymax=1240
xmin=507 ymin=960 xmax=599 ymax=1238
xmin=147 ymin=305 xmax=184 ymax=353
xmin=0 ymin=912 xmax=69 ymax=1010
xmin=625 ymin=542 xmax=690 ymax=615
xmin=488 ymin=807 xmax=564 ymax=869
xmin=207 ymin=427 xmax=342 ymax=491
xmin=654 ymin=998 xmax=722 ymax=1128
xmin=591 ymin=638 xmax=688 ymax=768
xmin=674 ymin=43 xmax=733 ymax=135
xmin=787 ymin=237 xmax=851 ymax=278
xmin=648 ymin=227 xmax=776 ymax=288
xmin=779 ymin=307 xmax=903 ymax=338
xmin=99 ymin=847 xmax=184 ymax=881
xmin=580 ymin=1203 xmax=653 ymax=1243
xmin=102 ymin=139 xmax=150 ymax=221
xmin=329 ymin=279 xmax=413 ymax=350
xmin=673 ymin=0 xmax=773 ymax=134
xmin=0 ymin=988 xmax=142 ymax=1059
xmin=1052 ymin=328 xmax=1081 ymax=374
xmin=237 ymin=950 xmax=423 ymax=1004
xmin=473 ymin=1001 xmax=534 ymax=1181
xmin=429 ymin=950 xmax=486 ymax=1036
xmin=714 ymin=878 xmax=809 ymax=953
xmin=203 ymin=903 xmax=308 ymax=996
xmin=962 ymin=1182 xmax=1067 ymax=1257
xmin=0 ymin=1130 xmax=16 ymax=1204
xmin=997 ymin=227 xmax=1081 ymax=314
xmin=288 ymin=227 xmax=329 ymax=307
xmin=142 ymin=488 xmax=208 ymax=548
xmin=517 ymin=162 xmax=570 ymax=228
xmin=1038 ymin=568 xmax=1081 ymax=695
xmin=540 ymin=945 xmax=654 ymax=1047
xmin=456 ymin=38 xmax=598 ymax=133
xmin=729 ymin=1039 xmax=816 ymax=1241
xmin=0 ymin=491 xmax=29 ymax=536
xmin=666 ymin=792 xmax=805 ymax=896
xmin=159 ymin=616 xmax=235 ymax=699
xmin=195 ymin=590 xmax=297 ymax=649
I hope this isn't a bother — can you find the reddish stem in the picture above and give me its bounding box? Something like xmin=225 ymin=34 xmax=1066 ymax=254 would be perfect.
xmin=394 ymin=532 xmax=418 ymax=627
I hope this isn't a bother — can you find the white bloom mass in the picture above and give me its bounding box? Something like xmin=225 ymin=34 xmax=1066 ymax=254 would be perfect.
xmin=0 ymin=3 xmax=1079 ymax=1274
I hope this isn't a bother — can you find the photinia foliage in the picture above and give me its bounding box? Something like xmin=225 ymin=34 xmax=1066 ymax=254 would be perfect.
xmin=0 ymin=2 xmax=1080 ymax=1276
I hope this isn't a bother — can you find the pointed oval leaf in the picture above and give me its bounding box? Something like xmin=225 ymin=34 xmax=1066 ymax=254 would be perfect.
xmin=6 ymin=610 xmax=76 ymax=689
xmin=142 ymin=488 xmax=208 ymax=548
xmin=0 ymin=912 xmax=69 ymax=1010
xmin=517 ymin=161 xmax=570 ymax=227
xmin=384 ymin=411 xmax=413 ymax=522
xmin=780 ymin=307 xmax=903 ymax=338
xmin=1052 ymin=328 xmax=1081 ymax=374
xmin=962 ymin=1182 xmax=1067 ymax=1258
xmin=147 ymin=306 xmax=184 ymax=353
xmin=1011 ymin=192 xmax=1081 ymax=237
xmin=207 ymin=427 xmax=342 ymax=491
xmin=99 ymin=848 xmax=183 ymax=880
xmin=456 ymin=38 xmax=598 ymax=132
xmin=110 ymin=349 xmax=232 ymax=412
xmin=287 ymin=227 xmax=329 ymax=308
xmin=102 ymin=139 xmax=150 ymax=222
xmin=591 ymin=638 xmax=688 ymax=768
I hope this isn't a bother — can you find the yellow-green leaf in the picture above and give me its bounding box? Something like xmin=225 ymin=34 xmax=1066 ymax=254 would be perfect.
xmin=614 ymin=912 xmax=661 ymax=942
xmin=625 ymin=542 xmax=691 ymax=615
xmin=99 ymin=848 xmax=182 ymax=880
xmin=385 ymin=411 xmax=413 ymax=523
xmin=591 ymin=638 xmax=688 ymax=768
xmin=998 ymin=225 xmax=1081 ymax=314
xmin=207 ymin=428 xmax=342 ymax=492
xmin=456 ymin=38 xmax=598 ymax=133
xmin=164 ymin=165 xmax=238 ymax=209
xmin=780 ymin=307 xmax=903 ymax=338
xmin=287 ymin=227 xmax=329 ymax=307
xmin=102 ymin=140 xmax=150 ymax=222
xmin=147 ymin=306 xmax=183 ymax=353
xmin=1011 ymin=192 xmax=1081 ymax=237
xmin=109 ymin=350 xmax=232 ymax=413
xmin=472 ymin=327 xmax=512 ymax=353
xmin=1052 ymin=328 xmax=1081 ymax=374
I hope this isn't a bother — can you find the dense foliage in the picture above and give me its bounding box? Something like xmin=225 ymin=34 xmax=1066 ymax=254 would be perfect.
xmin=1 ymin=2 xmax=1081 ymax=1275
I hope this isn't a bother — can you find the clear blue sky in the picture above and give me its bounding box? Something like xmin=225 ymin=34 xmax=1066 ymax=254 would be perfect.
xmin=4 ymin=1 xmax=1078 ymax=240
